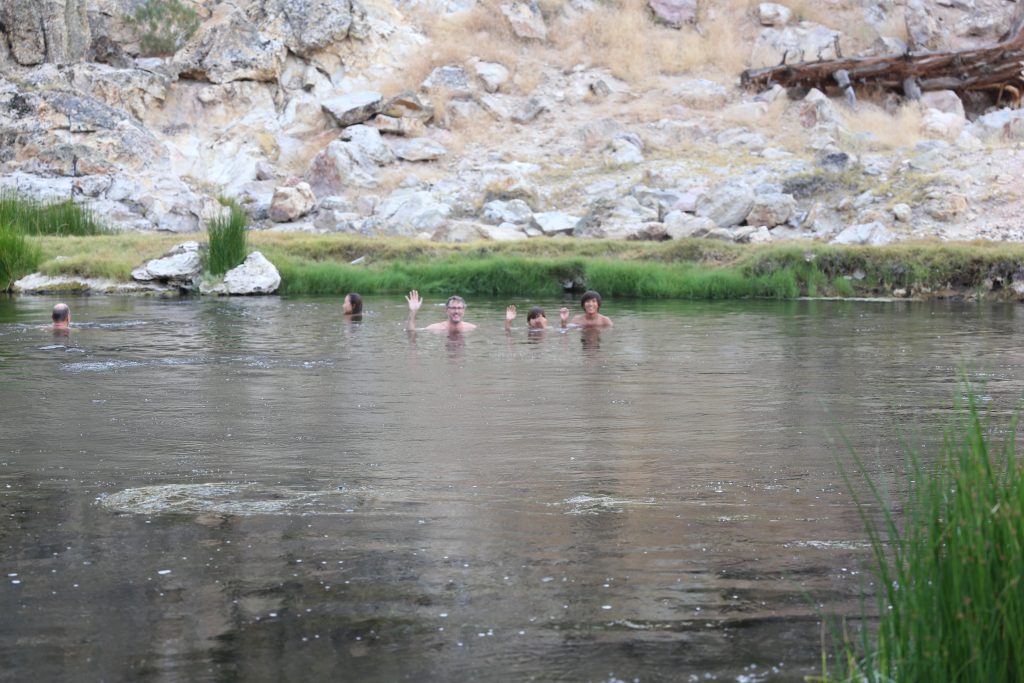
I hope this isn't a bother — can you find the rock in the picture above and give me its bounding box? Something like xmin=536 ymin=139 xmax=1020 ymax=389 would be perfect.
xmin=799 ymin=89 xmax=842 ymax=132
xmin=321 ymin=91 xmax=383 ymax=127
xmin=269 ymin=182 xmax=317 ymax=222
xmin=736 ymin=225 xmax=773 ymax=243
xmin=574 ymin=197 xmax=658 ymax=239
xmin=471 ymin=60 xmax=510 ymax=93
xmin=920 ymin=90 xmax=965 ymax=118
xmin=904 ymin=0 xmax=937 ymax=51
xmin=758 ymin=3 xmax=791 ymax=27
xmin=500 ymin=1 xmax=548 ymax=40
xmin=926 ymin=193 xmax=967 ymax=222
xmin=648 ymin=0 xmax=697 ymax=28
xmin=750 ymin=25 xmax=842 ymax=69
xmin=511 ymin=97 xmax=548 ymax=124
xmin=431 ymin=221 xmax=489 ymax=243
xmin=671 ymin=79 xmax=729 ymax=110
xmin=371 ymin=114 xmax=424 ymax=136
xmin=921 ymin=108 xmax=964 ymax=140
xmin=632 ymin=186 xmax=687 ymax=216
xmin=483 ymin=199 xmax=534 ymax=224
xmin=831 ymin=221 xmax=896 ymax=246
xmin=422 ymin=66 xmax=473 ymax=97
xmin=375 ymin=190 xmax=452 ymax=237
xmin=705 ymin=227 xmax=736 ymax=241
xmin=218 ymin=252 xmax=281 ymax=295
xmin=254 ymin=0 xmax=360 ymax=59
xmin=695 ymin=180 xmax=754 ymax=228
xmin=968 ymin=109 xmax=1024 ymax=141
xmin=664 ymin=212 xmax=716 ymax=239
xmin=396 ymin=138 xmax=448 ymax=162
xmin=747 ymin=193 xmax=796 ymax=227
xmin=892 ymin=203 xmax=912 ymax=222
xmin=605 ymin=137 xmax=645 ymax=166
xmin=479 ymin=223 xmax=529 ymax=241
xmin=532 ymin=211 xmax=580 ymax=235
xmin=131 ymin=242 xmax=203 ymax=287
xmin=175 ymin=6 xmax=286 ymax=84
xmin=0 ymin=0 xmax=90 ymax=66
xmin=869 ymin=35 xmax=908 ymax=56
xmin=380 ymin=91 xmax=434 ymax=124
xmin=340 ymin=124 xmax=396 ymax=166
xmin=818 ymin=151 xmax=852 ymax=172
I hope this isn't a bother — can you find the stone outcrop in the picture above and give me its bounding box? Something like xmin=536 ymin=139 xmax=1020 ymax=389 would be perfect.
xmin=203 ymin=251 xmax=281 ymax=295
xmin=131 ymin=241 xmax=203 ymax=288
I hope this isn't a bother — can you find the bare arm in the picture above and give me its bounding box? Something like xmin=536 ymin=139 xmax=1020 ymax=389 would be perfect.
xmin=560 ymin=307 xmax=570 ymax=328
xmin=505 ymin=304 xmax=517 ymax=331
xmin=406 ymin=290 xmax=423 ymax=331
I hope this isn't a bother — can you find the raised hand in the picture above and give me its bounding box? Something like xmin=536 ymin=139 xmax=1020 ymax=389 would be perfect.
xmin=506 ymin=304 xmax=517 ymax=321
xmin=406 ymin=290 xmax=423 ymax=313
xmin=559 ymin=307 xmax=570 ymax=326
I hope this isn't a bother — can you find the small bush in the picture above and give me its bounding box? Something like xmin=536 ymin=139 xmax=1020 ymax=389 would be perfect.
xmin=129 ymin=0 xmax=201 ymax=57
xmin=205 ymin=202 xmax=248 ymax=276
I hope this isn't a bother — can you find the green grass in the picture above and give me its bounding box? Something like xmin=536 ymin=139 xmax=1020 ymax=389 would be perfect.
xmin=204 ymin=202 xmax=248 ymax=276
xmin=821 ymin=393 xmax=1024 ymax=682
xmin=21 ymin=231 xmax=1024 ymax=300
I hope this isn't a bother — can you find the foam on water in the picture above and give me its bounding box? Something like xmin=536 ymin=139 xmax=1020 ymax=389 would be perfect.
xmin=559 ymin=494 xmax=657 ymax=515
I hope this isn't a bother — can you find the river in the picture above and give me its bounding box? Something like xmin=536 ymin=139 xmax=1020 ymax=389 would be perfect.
xmin=2 ymin=294 xmax=1022 ymax=682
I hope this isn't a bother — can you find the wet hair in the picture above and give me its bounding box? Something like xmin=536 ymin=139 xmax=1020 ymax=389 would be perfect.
xmin=446 ymin=295 xmax=466 ymax=309
xmin=526 ymin=306 xmax=546 ymax=322
xmin=580 ymin=290 xmax=602 ymax=310
xmin=345 ymin=292 xmax=363 ymax=314
xmin=51 ymin=303 xmax=70 ymax=323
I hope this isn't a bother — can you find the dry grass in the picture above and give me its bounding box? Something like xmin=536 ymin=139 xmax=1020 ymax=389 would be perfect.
xmin=841 ymin=101 xmax=923 ymax=150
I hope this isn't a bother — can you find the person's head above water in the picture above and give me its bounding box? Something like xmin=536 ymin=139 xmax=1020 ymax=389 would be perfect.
xmin=580 ymin=290 xmax=602 ymax=311
xmin=445 ymin=295 xmax=467 ymax=323
xmin=51 ymin=303 xmax=70 ymax=328
xmin=343 ymin=292 xmax=363 ymax=315
xmin=526 ymin=306 xmax=548 ymax=329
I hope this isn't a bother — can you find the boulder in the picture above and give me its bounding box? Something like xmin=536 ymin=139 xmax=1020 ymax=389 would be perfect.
xmin=968 ymin=109 xmax=1024 ymax=141
xmin=380 ymin=91 xmax=434 ymax=124
xmin=217 ymin=252 xmax=281 ymax=295
xmin=269 ymin=182 xmax=317 ymax=222
xmin=695 ymin=180 xmax=755 ymax=228
xmin=483 ymin=199 xmax=534 ymax=225
xmin=422 ymin=66 xmax=473 ymax=97
xmin=396 ymin=138 xmax=448 ymax=162
xmin=0 ymin=0 xmax=90 ymax=66
xmin=431 ymin=221 xmax=489 ymax=243
xmin=574 ymin=197 xmax=658 ymax=239
xmin=750 ymin=25 xmax=842 ymax=69
xmin=648 ymin=0 xmax=697 ymax=28
xmin=921 ymin=108 xmax=964 ymax=140
xmin=321 ymin=91 xmax=383 ymax=127
xmin=532 ymin=211 xmax=580 ymax=235
xmin=471 ymin=60 xmax=511 ymax=93
xmin=375 ymin=190 xmax=452 ymax=237
xmin=799 ymin=89 xmax=842 ymax=132
xmin=500 ymin=1 xmax=548 ymax=40
xmin=253 ymin=0 xmax=361 ymax=58
xmin=175 ymin=6 xmax=286 ymax=84
xmin=831 ymin=221 xmax=896 ymax=246
xmin=664 ymin=212 xmax=716 ymax=239
xmin=920 ymin=90 xmax=965 ymax=119
xmin=604 ymin=137 xmax=645 ymax=166
xmin=746 ymin=193 xmax=796 ymax=227
xmin=479 ymin=223 xmax=529 ymax=241
xmin=131 ymin=242 xmax=203 ymax=287
xmin=758 ymin=3 xmax=791 ymax=27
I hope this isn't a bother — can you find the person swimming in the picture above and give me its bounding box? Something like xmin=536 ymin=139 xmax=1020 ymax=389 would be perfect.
xmin=568 ymin=290 xmax=613 ymax=328
xmin=406 ymin=290 xmax=477 ymax=332
xmin=505 ymin=304 xmax=570 ymax=330
xmin=343 ymin=293 xmax=363 ymax=318
xmin=51 ymin=303 xmax=71 ymax=330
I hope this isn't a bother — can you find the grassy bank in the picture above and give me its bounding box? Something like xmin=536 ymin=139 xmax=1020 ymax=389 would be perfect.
xmin=17 ymin=231 xmax=1024 ymax=300
xmin=822 ymin=394 xmax=1024 ymax=682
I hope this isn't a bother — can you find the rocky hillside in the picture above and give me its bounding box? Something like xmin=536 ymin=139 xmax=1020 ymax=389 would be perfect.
xmin=1 ymin=0 xmax=1023 ymax=245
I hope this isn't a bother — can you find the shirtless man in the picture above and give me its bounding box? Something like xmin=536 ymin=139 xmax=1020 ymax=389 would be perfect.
xmin=51 ymin=303 xmax=71 ymax=330
xmin=406 ymin=290 xmax=477 ymax=332
xmin=568 ymin=290 xmax=613 ymax=328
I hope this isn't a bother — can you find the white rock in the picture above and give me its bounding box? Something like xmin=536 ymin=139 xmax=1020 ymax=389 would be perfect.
xmin=532 ymin=211 xmax=580 ymax=235
xmin=664 ymin=212 xmax=716 ymax=239
xmin=471 ymin=60 xmax=510 ymax=93
xmin=321 ymin=91 xmax=383 ymax=127
xmin=500 ymin=2 xmax=548 ymax=40
xmin=269 ymin=182 xmax=317 ymax=222
xmin=695 ymin=180 xmax=754 ymax=228
xmin=396 ymin=139 xmax=448 ymax=162
xmin=221 ymin=252 xmax=281 ymax=295
xmin=376 ymin=190 xmax=452 ymax=237
xmin=831 ymin=221 xmax=896 ymax=246
xmin=758 ymin=3 xmax=791 ymax=27
xmin=921 ymin=108 xmax=964 ymax=140
xmin=747 ymin=193 xmax=796 ymax=227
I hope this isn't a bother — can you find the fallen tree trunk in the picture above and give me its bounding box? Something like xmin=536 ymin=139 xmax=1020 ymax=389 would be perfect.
xmin=740 ymin=14 xmax=1024 ymax=102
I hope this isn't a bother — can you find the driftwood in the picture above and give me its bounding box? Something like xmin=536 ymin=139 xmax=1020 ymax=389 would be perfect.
xmin=741 ymin=14 xmax=1024 ymax=106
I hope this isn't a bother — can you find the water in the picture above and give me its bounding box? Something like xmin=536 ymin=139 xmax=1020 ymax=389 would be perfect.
xmin=2 ymin=294 xmax=1023 ymax=682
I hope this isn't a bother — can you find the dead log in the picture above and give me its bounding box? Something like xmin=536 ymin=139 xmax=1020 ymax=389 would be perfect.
xmin=740 ymin=14 xmax=1024 ymax=105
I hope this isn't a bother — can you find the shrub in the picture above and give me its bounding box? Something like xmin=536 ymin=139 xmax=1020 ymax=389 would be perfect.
xmin=0 ymin=192 xmax=109 ymax=236
xmin=129 ymin=0 xmax=201 ymax=57
xmin=205 ymin=202 xmax=248 ymax=276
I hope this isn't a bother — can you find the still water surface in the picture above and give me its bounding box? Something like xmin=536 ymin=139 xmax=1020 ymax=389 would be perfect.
xmin=2 ymin=295 xmax=1024 ymax=682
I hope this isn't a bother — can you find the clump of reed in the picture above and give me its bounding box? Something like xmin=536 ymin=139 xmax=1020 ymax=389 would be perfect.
xmin=0 ymin=191 xmax=109 ymax=236
xmin=0 ymin=191 xmax=110 ymax=289
xmin=204 ymin=201 xmax=248 ymax=276
xmin=821 ymin=392 xmax=1024 ymax=682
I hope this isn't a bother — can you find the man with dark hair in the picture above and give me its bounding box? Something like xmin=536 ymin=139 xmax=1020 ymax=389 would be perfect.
xmin=51 ymin=303 xmax=71 ymax=330
xmin=406 ymin=290 xmax=477 ymax=332
xmin=569 ymin=290 xmax=613 ymax=328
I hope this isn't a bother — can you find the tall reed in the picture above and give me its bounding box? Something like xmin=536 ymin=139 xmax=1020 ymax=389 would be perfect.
xmin=822 ymin=393 xmax=1024 ymax=682
xmin=0 ymin=191 xmax=109 ymax=236
xmin=204 ymin=202 xmax=248 ymax=276
xmin=0 ymin=226 xmax=41 ymax=290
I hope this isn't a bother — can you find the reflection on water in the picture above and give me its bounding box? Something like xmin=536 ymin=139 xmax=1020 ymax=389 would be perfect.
xmin=3 ymin=295 xmax=1024 ymax=681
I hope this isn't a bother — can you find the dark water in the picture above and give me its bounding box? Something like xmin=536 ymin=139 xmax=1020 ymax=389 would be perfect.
xmin=2 ymin=294 xmax=1023 ymax=682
